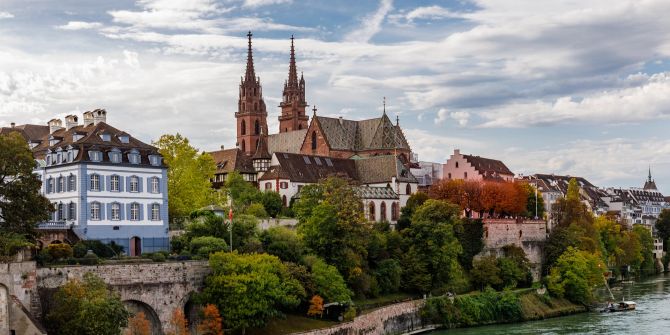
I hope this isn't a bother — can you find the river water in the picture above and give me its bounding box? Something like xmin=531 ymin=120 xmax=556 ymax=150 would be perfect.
xmin=430 ymin=273 xmax=670 ymax=335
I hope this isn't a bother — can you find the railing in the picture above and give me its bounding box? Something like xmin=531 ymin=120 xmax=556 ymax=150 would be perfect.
xmin=37 ymin=221 xmax=69 ymax=229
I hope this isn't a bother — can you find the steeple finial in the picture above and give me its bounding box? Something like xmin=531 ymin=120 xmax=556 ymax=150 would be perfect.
xmin=396 ymin=114 xmax=399 ymax=126
xmin=244 ymin=31 xmax=256 ymax=82
xmin=383 ymin=96 xmax=387 ymax=115
xmin=649 ymin=165 xmax=653 ymax=182
xmin=287 ymin=34 xmax=298 ymax=87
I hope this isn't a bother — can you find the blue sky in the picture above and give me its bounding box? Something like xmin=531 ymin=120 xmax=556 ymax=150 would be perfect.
xmin=2 ymin=0 xmax=670 ymax=192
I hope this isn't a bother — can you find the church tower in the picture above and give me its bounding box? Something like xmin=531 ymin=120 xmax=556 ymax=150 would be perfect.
xmin=236 ymin=32 xmax=268 ymax=155
xmin=278 ymin=35 xmax=309 ymax=133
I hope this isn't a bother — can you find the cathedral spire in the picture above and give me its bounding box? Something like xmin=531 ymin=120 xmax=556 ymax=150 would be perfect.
xmin=383 ymin=97 xmax=387 ymax=115
xmin=244 ymin=31 xmax=256 ymax=82
xmin=648 ymin=165 xmax=653 ymax=182
xmin=287 ymin=35 xmax=298 ymax=87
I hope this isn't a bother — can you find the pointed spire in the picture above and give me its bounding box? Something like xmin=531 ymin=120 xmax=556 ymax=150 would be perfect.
xmin=244 ymin=31 xmax=256 ymax=82
xmin=396 ymin=114 xmax=399 ymax=126
xmin=649 ymin=165 xmax=653 ymax=182
xmin=287 ymin=34 xmax=298 ymax=87
xmin=383 ymin=96 xmax=387 ymax=115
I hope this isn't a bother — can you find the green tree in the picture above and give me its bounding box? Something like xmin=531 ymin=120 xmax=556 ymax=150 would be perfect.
xmin=374 ymin=259 xmax=402 ymax=294
xmin=154 ymin=134 xmax=216 ymax=218
xmin=0 ymin=132 xmax=52 ymax=238
xmin=546 ymin=247 xmax=605 ymax=304
xmin=226 ymin=171 xmax=261 ymax=211
xmin=184 ymin=213 xmax=260 ymax=253
xmin=260 ymin=226 xmax=305 ymax=263
xmin=304 ymin=255 xmax=352 ymax=303
xmin=201 ymin=252 xmax=304 ymax=333
xmin=454 ymin=218 xmax=484 ymax=270
xmin=471 ymin=255 xmax=502 ymax=290
xmin=396 ymin=192 xmax=429 ymax=231
xmin=261 ymin=191 xmax=283 ymax=218
xmin=633 ymin=225 xmax=656 ymax=275
xmin=655 ymin=209 xmax=670 ymax=251
xmin=46 ymin=273 xmax=130 ymax=335
xmin=523 ymin=183 xmax=545 ymax=218
xmin=189 ymin=236 xmax=228 ymax=258
xmin=245 ymin=203 xmax=268 ymax=218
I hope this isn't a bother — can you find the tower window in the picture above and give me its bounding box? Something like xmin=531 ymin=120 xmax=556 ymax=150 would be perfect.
xmin=254 ymin=102 xmax=258 ymax=111
xmin=311 ymin=131 xmax=317 ymax=150
xmin=241 ymin=120 xmax=246 ymax=135
xmin=298 ymin=124 xmax=302 ymax=130
xmin=254 ymin=119 xmax=260 ymax=135
xmin=241 ymin=140 xmax=246 ymax=152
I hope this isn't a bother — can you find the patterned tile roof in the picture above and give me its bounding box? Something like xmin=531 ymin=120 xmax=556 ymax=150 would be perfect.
xmin=354 ymin=186 xmax=399 ymax=200
xmin=314 ymin=114 xmax=410 ymax=152
xmin=267 ymin=129 xmax=307 ymax=154
xmin=354 ymin=155 xmax=417 ymax=184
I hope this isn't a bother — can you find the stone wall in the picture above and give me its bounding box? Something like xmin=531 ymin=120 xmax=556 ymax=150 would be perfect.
xmin=482 ymin=219 xmax=547 ymax=279
xmin=0 ymin=260 xmax=46 ymax=334
xmin=291 ymin=300 xmax=426 ymax=335
xmin=37 ymin=261 xmax=210 ymax=334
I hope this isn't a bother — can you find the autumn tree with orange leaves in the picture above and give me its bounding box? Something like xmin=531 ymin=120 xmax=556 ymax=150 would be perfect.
xmin=307 ymin=295 xmax=324 ymax=317
xmin=166 ymin=309 xmax=189 ymax=335
xmin=198 ymin=304 xmax=223 ymax=335
xmin=125 ymin=312 xmax=150 ymax=335
xmin=430 ymin=179 xmax=528 ymax=217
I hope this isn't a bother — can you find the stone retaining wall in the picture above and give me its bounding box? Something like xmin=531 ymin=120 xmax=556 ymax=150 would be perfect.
xmin=291 ymin=300 xmax=426 ymax=335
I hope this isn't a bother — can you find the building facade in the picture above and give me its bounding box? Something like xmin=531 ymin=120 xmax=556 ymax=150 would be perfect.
xmin=443 ymin=149 xmax=514 ymax=182
xmin=3 ymin=110 xmax=169 ymax=255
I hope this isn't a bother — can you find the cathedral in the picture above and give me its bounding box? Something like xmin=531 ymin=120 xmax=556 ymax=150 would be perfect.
xmin=209 ymin=32 xmax=417 ymax=219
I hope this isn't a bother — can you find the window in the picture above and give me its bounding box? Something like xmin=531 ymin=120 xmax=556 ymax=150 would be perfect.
xmin=254 ymin=119 xmax=260 ymax=135
xmin=47 ymin=178 xmax=54 ymax=193
xmin=314 ymin=157 xmax=322 ymax=165
xmin=109 ymin=151 xmax=121 ymax=163
xmin=280 ymin=182 xmax=289 ymax=189
xmin=111 ymin=175 xmax=120 ymax=192
xmin=68 ymin=175 xmax=76 ymax=191
xmin=241 ymin=120 xmax=246 ymax=135
xmin=448 ymin=173 xmax=451 ymax=179
xmin=90 ymin=174 xmax=100 ymax=191
xmin=130 ymin=176 xmax=139 ymax=192
xmin=128 ymin=152 xmax=141 ymax=164
xmin=298 ymin=124 xmax=302 ymax=130
xmin=149 ymin=155 xmax=161 ymax=166
xmin=89 ymin=151 xmax=102 ymax=162
xmin=151 ymin=204 xmax=160 ymax=221
xmin=325 ymin=158 xmax=333 ymax=167
xmin=90 ymin=202 xmax=100 ymax=220
xmin=464 ymin=172 xmax=468 ymax=179
xmin=57 ymin=176 xmax=64 ymax=193
xmin=46 ymin=155 xmax=52 ymax=165
xmin=100 ymin=134 xmax=111 ymax=141
xmin=303 ymin=156 xmax=311 ymax=164
xmin=265 ymin=182 xmax=272 ymax=190
xmin=380 ymin=202 xmax=387 ymax=221
xmin=57 ymin=203 xmax=64 ymax=221
xmin=391 ymin=202 xmax=399 ymax=221
xmin=455 ymin=161 xmax=459 ymax=168
xmin=111 ymin=203 xmax=120 ymax=220
xmin=151 ymin=177 xmax=159 ymax=193
xmin=130 ymin=203 xmax=140 ymax=221
xmin=56 ymin=153 xmax=62 ymax=164
xmin=67 ymin=151 xmax=73 ymax=162
xmin=68 ymin=202 xmax=76 ymax=220
xmin=118 ymin=135 xmax=129 ymax=143
xmin=311 ymin=131 xmax=317 ymax=150
xmin=405 ymin=183 xmax=412 ymax=195
xmin=368 ymin=202 xmax=376 ymax=221
xmin=241 ymin=140 xmax=246 ymax=152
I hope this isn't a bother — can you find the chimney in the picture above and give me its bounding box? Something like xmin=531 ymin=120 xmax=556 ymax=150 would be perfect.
xmin=454 ymin=149 xmax=460 ymax=156
xmin=65 ymin=115 xmax=79 ymax=130
xmin=338 ymin=116 xmax=343 ymax=125
xmin=92 ymin=109 xmax=107 ymax=125
xmin=83 ymin=111 xmax=94 ymax=126
xmin=48 ymin=118 xmax=64 ymax=134
xmin=220 ymin=145 xmax=225 ymax=150
xmin=10 ymin=122 xmax=15 ymax=128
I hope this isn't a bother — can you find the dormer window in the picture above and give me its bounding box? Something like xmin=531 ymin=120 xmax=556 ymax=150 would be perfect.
xmin=128 ymin=150 xmax=141 ymax=164
xmin=100 ymin=133 xmax=111 ymax=141
xmin=109 ymin=149 xmax=122 ymax=163
xmin=73 ymin=134 xmax=83 ymax=142
xmin=118 ymin=135 xmax=129 ymax=144
xmin=46 ymin=155 xmax=52 ymax=166
xmin=149 ymin=155 xmax=162 ymax=166
xmin=88 ymin=150 xmax=102 ymax=162
xmin=49 ymin=136 xmax=61 ymax=146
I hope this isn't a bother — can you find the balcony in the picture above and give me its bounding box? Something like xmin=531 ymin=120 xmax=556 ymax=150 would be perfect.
xmin=37 ymin=221 xmax=71 ymax=229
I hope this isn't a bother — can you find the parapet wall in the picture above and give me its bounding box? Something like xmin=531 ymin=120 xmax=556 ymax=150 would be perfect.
xmin=291 ymin=300 xmax=426 ymax=335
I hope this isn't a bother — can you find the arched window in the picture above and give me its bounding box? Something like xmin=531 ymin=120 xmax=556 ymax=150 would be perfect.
xmin=265 ymin=182 xmax=272 ymax=190
xmin=298 ymin=124 xmax=302 ymax=130
xmin=448 ymin=173 xmax=452 ymax=179
xmin=405 ymin=183 xmax=412 ymax=195
xmin=241 ymin=140 xmax=246 ymax=152
xmin=311 ymin=131 xmax=317 ymax=150
xmin=368 ymin=202 xmax=376 ymax=221
xmin=456 ymin=161 xmax=459 ymax=168
xmin=380 ymin=202 xmax=387 ymax=221
xmin=254 ymin=120 xmax=260 ymax=135
xmin=391 ymin=202 xmax=399 ymax=221
xmin=241 ymin=120 xmax=246 ymax=135
xmin=242 ymin=102 xmax=246 ymax=112
xmin=282 ymin=195 xmax=287 ymax=207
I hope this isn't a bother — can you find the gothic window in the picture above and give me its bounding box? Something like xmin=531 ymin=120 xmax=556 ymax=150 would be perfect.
xmin=241 ymin=140 xmax=246 ymax=152
xmin=254 ymin=102 xmax=258 ymax=111
xmin=368 ymin=202 xmax=376 ymax=221
xmin=241 ymin=120 xmax=246 ymax=135
xmin=254 ymin=119 xmax=260 ymax=135
xmin=380 ymin=202 xmax=387 ymax=221
xmin=456 ymin=162 xmax=459 ymax=168
xmin=311 ymin=131 xmax=317 ymax=150
xmin=391 ymin=202 xmax=399 ymax=221
xmin=406 ymin=183 xmax=412 ymax=195
xmin=298 ymin=124 xmax=302 ymax=130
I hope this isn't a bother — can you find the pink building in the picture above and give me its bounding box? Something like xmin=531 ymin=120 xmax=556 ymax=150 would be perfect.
xmin=443 ymin=149 xmax=514 ymax=182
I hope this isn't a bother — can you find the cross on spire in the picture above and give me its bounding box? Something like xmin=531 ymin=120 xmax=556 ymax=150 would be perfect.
xmin=244 ymin=31 xmax=256 ymax=82
xmin=312 ymin=105 xmax=317 ymax=115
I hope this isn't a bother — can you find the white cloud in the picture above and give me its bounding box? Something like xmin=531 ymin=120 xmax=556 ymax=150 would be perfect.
xmin=435 ymin=108 xmax=470 ymax=126
xmin=404 ymin=128 xmax=484 ymax=163
xmin=242 ymin=0 xmax=292 ymax=8
xmin=390 ymin=5 xmax=461 ymax=26
xmin=0 ymin=11 xmax=13 ymax=19
xmin=479 ymin=72 xmax=670 ymax=128
xmin=56 ymin=21 xmax=103 ymax=30
xmin=344 ymin=0 xmax=393 ymax=43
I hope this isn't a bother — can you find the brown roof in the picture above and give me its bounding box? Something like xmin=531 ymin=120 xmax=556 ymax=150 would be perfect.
xmin=463 ymin=154 xmax=513 ymax=180
xmin=313 ymin=114 xmax=411 ymax=152
xmin=354 ymin=155 xmax=417 ymax=184
xmin=0 ymin=124 xmax=49 ymax=143
xmin=268 ymin=129 xmax=307 ymax=154
xmin=209 ymin=148 xmax=255 ymax=174
xmin=259 ymin=152 xmax=357 ymax=183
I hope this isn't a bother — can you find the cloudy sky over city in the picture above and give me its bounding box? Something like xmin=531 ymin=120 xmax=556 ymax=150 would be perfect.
xmin=2 ymin=0 xmax=670 ymax=190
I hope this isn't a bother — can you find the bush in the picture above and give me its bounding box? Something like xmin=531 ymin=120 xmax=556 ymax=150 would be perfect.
xmin=72 ymin=240 xmax=120 ymax=258
xmin=261 ymin=191 xmax=283 ymax=218
xmin=343 ymin=306 xmax=357 ymax=322
xmin=151 ymin=253 xmax=166 ymax=262
xmin=279 ymin=206 xmax=294 ymax=218
xmin=0 ymin=232 xmax=34 ymax=262
xmin=374 ymin=259 xmax=402 ymax=294
xmin=246 ymin=203 xmax=268 ymax=218
xmin=189 ymin=236 xmax=228 ymax=258
xmin=260 ymin=226 xmax=304 ymax=263
xmin=47 ymin=243 xmax=73 ymax=260
xmin=80 ymin=252 xmax=100 ymax=265
xmin=421 ymin=288 xmax=523 ymax=328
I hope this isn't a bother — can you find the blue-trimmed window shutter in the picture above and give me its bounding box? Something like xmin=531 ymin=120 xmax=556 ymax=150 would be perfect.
xmin=86 ymin=202 xmax=91 ymax=220
xmin=119 ymin=176 xmax=124 ymax=192
xmin=106 ymin=176 xmax=111 ymax=192
xmin=138 ymin=177 xmax=144 ymax=193
xmin=119 ymin=203 xmax=125 ymax=220
xmin=139 ymin=204 xmax=144 ymax=221
xmin=126 ymin=177 xmax=131 ymax=193
xmin=106 ymin=203 xmax=112 ymax=220
xmin=99 ymin=203 xmax=105 ymax=220
xmin=99 ymin=175 xmax=105 ymax=192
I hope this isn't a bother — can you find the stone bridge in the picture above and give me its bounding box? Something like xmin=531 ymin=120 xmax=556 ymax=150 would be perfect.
xmin=37 ymin=261 xmax=210 ymax=334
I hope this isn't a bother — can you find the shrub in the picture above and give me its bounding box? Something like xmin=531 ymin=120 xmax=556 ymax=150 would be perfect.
xmin=80 ymin=252 xmax=99 ymax=265
xmin=152 ymin=253 xmax=166 ymax=262
xmin=421 ymin=288 xmax=523 ymax=328
xmin=245 ymin=203 xmax=268 ymax=218
xmin=189 ymin=236 xmax=228 ymax=258
xmin=343 ymin=306 xmax=357 ymax=322
xmin=260 ymin=191 xmax=283 ymax=218
xmin=47 ymin=243 xmax=73 ymax=260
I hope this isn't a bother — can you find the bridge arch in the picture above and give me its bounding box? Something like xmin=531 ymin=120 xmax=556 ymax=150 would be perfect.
xmin=124 ymin=299 xmax=162 ymax=335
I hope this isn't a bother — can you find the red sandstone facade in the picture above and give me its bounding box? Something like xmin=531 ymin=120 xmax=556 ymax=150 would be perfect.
xmin=236 ymin=32 xmax=269 ymax=154
xmin=278 ymin=36 xmax=309 ymax=133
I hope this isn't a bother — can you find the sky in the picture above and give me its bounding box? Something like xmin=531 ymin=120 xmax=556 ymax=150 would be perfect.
xmin=2 ymin=0 xmax=670 ymax=192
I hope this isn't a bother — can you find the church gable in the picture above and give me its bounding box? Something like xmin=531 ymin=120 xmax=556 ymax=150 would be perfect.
xmin=299 ymin=117 xmax=331 ymax=156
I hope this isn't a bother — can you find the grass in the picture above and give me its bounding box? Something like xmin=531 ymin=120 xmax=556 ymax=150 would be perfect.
xmin=246 ymin=314 xmax=337 ymax=335
xmin=519 ymin=292 xmax=586 ymax=321
xmin=354 ymin=292 xmax=416 ymax=312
